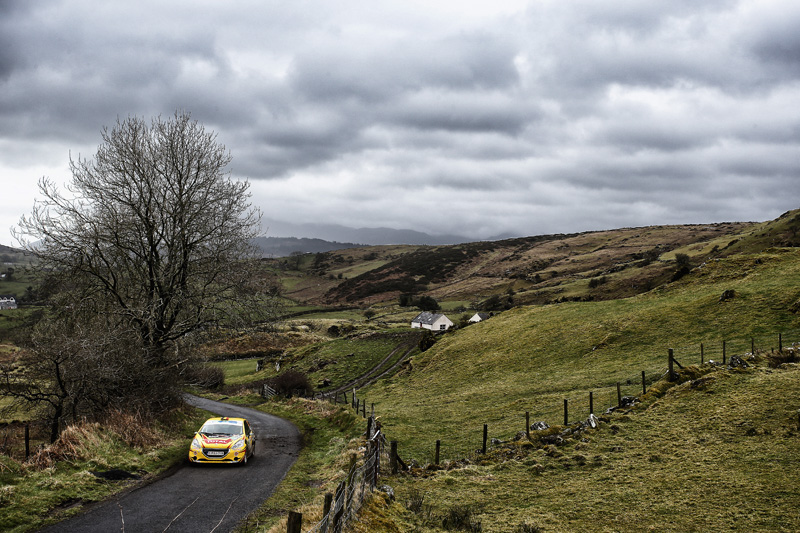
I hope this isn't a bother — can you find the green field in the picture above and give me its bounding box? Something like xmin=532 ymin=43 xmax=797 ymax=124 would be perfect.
xmin=302 ymin=248 xmax=800 ymax=531
xmin=368 ymin=363 xmax=800 ymax=532
xmin=362 ymin=249 xmax=800 ymax=460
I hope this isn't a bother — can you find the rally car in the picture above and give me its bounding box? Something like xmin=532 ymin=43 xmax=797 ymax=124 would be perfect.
xmin=188 ymin=417 xmax=255 ymax=465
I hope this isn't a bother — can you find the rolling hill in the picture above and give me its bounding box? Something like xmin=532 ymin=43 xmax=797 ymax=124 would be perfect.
xmin=248 ymin=208 xmax=800 ymax=532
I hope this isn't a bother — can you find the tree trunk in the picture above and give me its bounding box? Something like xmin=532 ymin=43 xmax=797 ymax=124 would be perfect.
xmin=50 ymin=403 xmax=63 ymax=443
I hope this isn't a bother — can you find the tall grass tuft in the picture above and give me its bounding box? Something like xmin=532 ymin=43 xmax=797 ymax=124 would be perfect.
xmin=442 ymin=503 xmax=483 ymax=531
xmin=101 ymin=409 xmax=164 ymax=451
xmin=26 ymin=422 xmax=102 ymax=470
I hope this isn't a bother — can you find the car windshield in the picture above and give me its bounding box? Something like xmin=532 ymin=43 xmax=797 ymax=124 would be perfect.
xmin=200 ymin=422 xmax=243 ymax=436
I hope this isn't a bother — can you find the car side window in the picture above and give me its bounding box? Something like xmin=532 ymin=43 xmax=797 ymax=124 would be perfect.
xmin=244 ymin=421 xmax=251 ymax=436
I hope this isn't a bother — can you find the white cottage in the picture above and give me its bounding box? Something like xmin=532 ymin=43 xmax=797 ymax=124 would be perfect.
xmin=468 ymin=312 xmax=490 ymax=323
xmin=0 ymin=295 xmax=17 ymax=310
xmin=411 ymin=311 xmax=453 ymax=331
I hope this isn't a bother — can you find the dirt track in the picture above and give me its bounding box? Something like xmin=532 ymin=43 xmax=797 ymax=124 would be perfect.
xmin=38 ymin=395 xmax=301 ymax=533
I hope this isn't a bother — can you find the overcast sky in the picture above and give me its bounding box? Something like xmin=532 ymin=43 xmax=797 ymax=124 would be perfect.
xmin=1 ymin=0 xmax=799 ymax=247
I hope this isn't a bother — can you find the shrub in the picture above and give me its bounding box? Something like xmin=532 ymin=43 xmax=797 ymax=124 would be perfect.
xmin=417 ymin=296 xmax=440 ymax=312
xmin=270 ymin=370 xmax=312 ymax=398
xmin=589 ymin=276 xmax=608 ymax=288
xmin=419 ymin=330 xmax=437 ymax=352
xmin=182 ymin=364 xmax=225 ymax=389
xmin=442 ymin=503 xmax=482 ymax=531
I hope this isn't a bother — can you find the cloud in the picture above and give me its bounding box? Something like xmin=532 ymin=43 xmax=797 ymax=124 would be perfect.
xmin=0 ymin=0 xmax=799 ymax=247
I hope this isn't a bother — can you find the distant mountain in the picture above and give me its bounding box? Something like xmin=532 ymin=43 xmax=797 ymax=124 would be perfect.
xmin=253 ymin=236 xmax=366 ymax=257
xmin=0 ymin=244 xmax=29 ymax=264
xmin=261 ymin=218 xmax=472 ymax=246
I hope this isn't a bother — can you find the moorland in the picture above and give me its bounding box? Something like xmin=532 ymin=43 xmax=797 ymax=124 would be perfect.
xmin=1 ymin=209 xmax=799 ymax=532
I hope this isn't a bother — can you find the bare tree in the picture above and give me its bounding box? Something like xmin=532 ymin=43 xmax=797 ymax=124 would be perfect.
xmin=0 ymin=303 xmax=146 ymax=442
xmin=7 ymin=112 xmax=276 ymax=427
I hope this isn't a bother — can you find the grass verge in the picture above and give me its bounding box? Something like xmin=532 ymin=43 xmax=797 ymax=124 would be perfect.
xmin=362 ymin=361 xmax=800 ymax=531
xmin=232 ymin=398 xmax=364 ymax=532
xmin=0 ymin=406 xmax=210 ymax=532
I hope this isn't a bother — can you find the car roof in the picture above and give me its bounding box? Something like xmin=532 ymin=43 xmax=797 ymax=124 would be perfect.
xmin=202 ymin=417 xmax=247 ymax=425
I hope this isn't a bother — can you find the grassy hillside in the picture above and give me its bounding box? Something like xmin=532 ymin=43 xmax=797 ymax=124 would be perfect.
xmin=264 ymin=221 xmax=759 ymax=309
xmin=362 ymin=246 xmax=800 ymax=458
xmin=360 ymin=363 xmax=800 ymax=532
xmin=335 ymin=245 xmax=800 ymax=531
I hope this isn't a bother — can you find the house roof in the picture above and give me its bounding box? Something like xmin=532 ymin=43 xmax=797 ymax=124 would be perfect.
xmin=411 ymin=311 xmax=449 ymax=325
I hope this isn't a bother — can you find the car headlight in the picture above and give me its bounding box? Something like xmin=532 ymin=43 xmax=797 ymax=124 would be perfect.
xmin=231 ymin=439 xmax=246 ymax=451
xmin=191 ymin=435 xmax=203 ymax=451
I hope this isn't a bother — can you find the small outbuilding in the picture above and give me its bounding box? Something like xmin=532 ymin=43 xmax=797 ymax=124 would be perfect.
xmin=411 ymin=311 xmax=453 ymax=331
xmin=0 ymin=295 xmax=17 ymax=310
xmin=468 ymin=312 xmax=491 ymax=323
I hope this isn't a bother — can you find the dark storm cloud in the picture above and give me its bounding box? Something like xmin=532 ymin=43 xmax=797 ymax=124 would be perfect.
xmin=1 ymin=0 xmax=799 ymax=246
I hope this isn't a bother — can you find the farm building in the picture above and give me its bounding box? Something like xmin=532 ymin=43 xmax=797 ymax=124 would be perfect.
xmin=0 ymin=295 xmax=17 ymax=310
xmin=468 ymin=312 xmax=491 ymax=323
xmin=411 ymin=311 xmax=453 ymax=331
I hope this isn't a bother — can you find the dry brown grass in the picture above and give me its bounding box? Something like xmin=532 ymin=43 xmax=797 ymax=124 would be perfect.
xmin=25 ymin=423 xmax=102 ymax=470
xmin=100 ymin=409 xmax=164 ymax=451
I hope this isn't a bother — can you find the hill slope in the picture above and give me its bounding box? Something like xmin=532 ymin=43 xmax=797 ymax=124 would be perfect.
xmin=350 ymin=242 xmax=800 ymax=531
xmin=266 ymin=220 xmax=765 ymax=307
xmin=263 ymin=210 xmax=800 ymax=309
xmin=364 ymin=245 xmax=800 ymax=457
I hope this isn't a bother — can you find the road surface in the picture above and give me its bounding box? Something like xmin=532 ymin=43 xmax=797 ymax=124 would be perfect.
xmin=39 ymin=395 xmax=301 ymax=532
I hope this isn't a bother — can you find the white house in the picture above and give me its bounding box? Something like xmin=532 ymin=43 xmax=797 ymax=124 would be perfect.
xmin=0 ymin=295 xmax=17 ymax=310
xmin=411 ymin=311 xmax=453 ymax=331
xmin=468 ymin=312 xmax=490 ymax=323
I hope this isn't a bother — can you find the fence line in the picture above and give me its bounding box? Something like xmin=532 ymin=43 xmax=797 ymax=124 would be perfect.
xmin=295 ymin=421 xmax=387 ymax=533
xmin=283 ymin=329 xmax=799 ymax=531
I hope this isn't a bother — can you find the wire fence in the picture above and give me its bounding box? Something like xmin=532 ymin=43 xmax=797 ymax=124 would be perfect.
xmin=333 ymin=329 xmax=800 ymax=469
xmin=299 ymin=421 xmax=387 ymax=533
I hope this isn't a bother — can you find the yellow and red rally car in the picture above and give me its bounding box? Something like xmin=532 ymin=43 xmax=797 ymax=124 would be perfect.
xmin=188 ymin=417 xmax=255 ymax=465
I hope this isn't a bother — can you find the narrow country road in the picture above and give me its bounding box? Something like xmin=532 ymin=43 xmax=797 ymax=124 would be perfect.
xmin=38 ymin=396 xmax=301 ymax=533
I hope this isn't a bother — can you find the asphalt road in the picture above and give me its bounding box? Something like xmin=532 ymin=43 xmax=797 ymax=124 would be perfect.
xmin=38 ymin=396 xmax=302 ymax=533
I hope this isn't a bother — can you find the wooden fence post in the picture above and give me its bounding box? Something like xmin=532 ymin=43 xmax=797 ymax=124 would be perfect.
xmin=525 ymin=411 xmax=530 ymax=440
xmin=287 ymin=511 xmax=302 ymax=533
xmin=563 ymin=399 xmax=568 ymax=425
xmin=641 ymin=370 xmax=646 ymax=396
xmin=616 ymin=382 xmax=622 ymax=407
xmin=435 ymin=440 xmax=441 ymax=465
xmin=700 ymin=343 xmax=704 ymax=364
xmin=779 ymin=333 xmax=783 ymax=352
xmin=321 ymin=493 xmax=333 ymax=533
xmin=372 ymin=438 xmax=381 ymax=488
xmin=589 ymin=392 xmax=594 ymax=415
xmin=362 ymin=401 xmax=366 ymax=418
xmin=482 ymin=424 xmax=488 ymax=454
xmin=390 ymin=441 xmax=398 ymax=475
xmin=366 ymin=416 xmax=373 ymax=439
xmin=332 ymin=481 xmax=346 ymax=531
xmin=751 ymin=337 xmax=755 ymax=355
xmin=668 ymin=348 xmax=675 ymax=381
xmin=346 ymin=455 xmax=357 ymax=511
